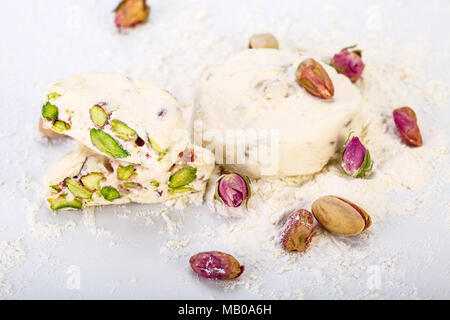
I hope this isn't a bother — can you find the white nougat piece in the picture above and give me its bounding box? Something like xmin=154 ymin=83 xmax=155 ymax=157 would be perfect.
xmin=44 ymin=144 xmax=215 ymax=211
xmin=194 ymin=49 xmax=363 ymax=178
xmin=40 ymin=73 xmax=189 ymax=172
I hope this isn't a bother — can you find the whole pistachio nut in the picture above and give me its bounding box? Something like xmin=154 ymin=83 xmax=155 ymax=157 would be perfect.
xmin=280 ymin=209 xmax=314 ymax=252
xmin=214 ymin=173 xmax=250 ymax=208
xmin=248 ymin=33 xmax=279 ymax=49
xmin=331 ymin=45 xmax=365 ymax=82
xmin=189 ymin=251 xmax=244 ymax=280
xmin=339 ymin=136 xmax=373 ymax=178
xmin=312 ymin=195 xmax=371 ymax=236
xmin=393 ymin=107 xmax=423 ymax=147
xmin=168 ymin=166 xmax=197 ymax=189
xmin=114 ymin=0 xmax=150 ymax=28
xmin=90 ymin=129 xmax=130 ymax=159
xmin=296 ymin=58 xmax=335 ymax=99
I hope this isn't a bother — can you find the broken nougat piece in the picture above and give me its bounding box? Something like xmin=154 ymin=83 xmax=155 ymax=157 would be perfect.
xmin=44 ymin=144 xmax=214 ymax=211
xmin=40 ymin=73 xmax=190 ymax=173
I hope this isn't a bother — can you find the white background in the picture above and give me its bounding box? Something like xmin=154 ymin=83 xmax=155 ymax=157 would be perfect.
xmin=0 ymin=0 xmax=449 ymax=299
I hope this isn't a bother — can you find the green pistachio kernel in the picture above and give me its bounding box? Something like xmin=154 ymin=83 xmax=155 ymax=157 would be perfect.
xmin=89 ymin=105 xmax=108 ymax=127
xmin=110 ymin=119 xmax=137 ymax=140
xmin=150 ymin=180 xmax=160 ymax=188
xmin=50 ymin=184 xmax=62 ymax=192
xmin=47 ymin=198 xmax=83 ymax=211
xmin=42 ymin=102 xmax=59 ymax=120
xmin=168 ymin=166 xmax=197 ymax=189
xmin=168 ymin=187 xmax=194 ymax=195
xmin=123 ymin=182 xmax=138 ymax=188
xmin=90 ymin=129 xmax=130 ymax=159
xmin=65 ymin=178 xmax=93 ymax=199
xmin=117 ymin=165 xmax=135 ymax=181
xmin=149 ymin=137 xmax=168 ymax=155
xmin=52 ymin=120 xmax=71 ymax=133
xmin=47 ymin=92 xmax=61 ymax=101
xmin=101 ymin=187 xmax=121 ymax=202
xmin=80 ymin=173 xmax=104 ymax=191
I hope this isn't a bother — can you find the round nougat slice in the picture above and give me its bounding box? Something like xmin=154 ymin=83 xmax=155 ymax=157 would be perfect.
xmin=194 ymin=49 xmax=363 ymax=178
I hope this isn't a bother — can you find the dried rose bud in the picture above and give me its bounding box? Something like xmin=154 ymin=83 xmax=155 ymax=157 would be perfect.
xmin=114 ymin=0 xmax=150 ymax=28
xmin=339 ymin=136 xmax=373 ymax=178
xmin=296 ymin=58 xmax=334 ymax=99
xmin=393 ymin=107 xmax=423 ymax=147
xmin=214 ymin=173 xmax=250 ymax=208
xmin=189 ymin=251 xmax=244 ymax=280
xmin=281 ymin=209 xmax=314 ymax=253
xmin=331 ymin=45 xmax=365 ymax=82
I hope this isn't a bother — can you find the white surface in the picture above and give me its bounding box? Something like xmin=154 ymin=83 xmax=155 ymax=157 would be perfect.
xmin=0 ymin=0 xmax=449 ymax=299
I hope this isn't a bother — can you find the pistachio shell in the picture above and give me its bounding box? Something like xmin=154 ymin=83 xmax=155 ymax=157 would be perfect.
xmin=249 ymin=33 xmax=279 ymax=49
xmin=312 ymin=195 xmax=371 ymax=236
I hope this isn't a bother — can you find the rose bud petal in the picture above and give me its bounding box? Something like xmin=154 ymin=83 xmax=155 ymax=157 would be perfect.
xmin=393 ymin=107 xmax=423 ymax=147
xmin=189 ymin=251 xmax=244 ymax=280
xmin=214 ymin=173 xmax=251 ymax=208
xmin=281 ymin=209 xmax=314 ymax=253
xmin=296 ymin=58 xmax=335 ymax=99
xmin=114 ymin=0 xmax=150 ymax=28
xmin=331 ymin=45 xmax=365 ymax=82
xmin=339 ymin=136 xmax=373 ymax=178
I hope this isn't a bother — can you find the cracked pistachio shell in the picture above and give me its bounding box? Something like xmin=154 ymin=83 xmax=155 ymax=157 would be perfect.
xmin=312 ymin=195 xmax=371 ymax=236
xmin=249 ymin=33 xmax=279 ymax=49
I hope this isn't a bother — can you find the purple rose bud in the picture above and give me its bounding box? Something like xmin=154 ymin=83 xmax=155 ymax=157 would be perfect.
xmin=331 ymin=45 xmax=365 ymax=82
xmin=339 ymin=136 xmax=373 ymax=178
xmin=215 ymin=173 xmax=250 ymax=208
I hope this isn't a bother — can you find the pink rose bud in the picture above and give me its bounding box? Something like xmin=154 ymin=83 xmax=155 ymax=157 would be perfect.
xmin=215 ymin=173 xmax=250 ymax=208
xmin=296 ymin=58 xmax=335 ymax=99
xmin=340 ymin=136 xmax=373 ymax=178
xmin=114 ymin=0 xmax=150 ymax=28
xmin=393 ymin=107 xmax=423 ymax=147
xmin=331 ymin=45 xmax=365 ymax=82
